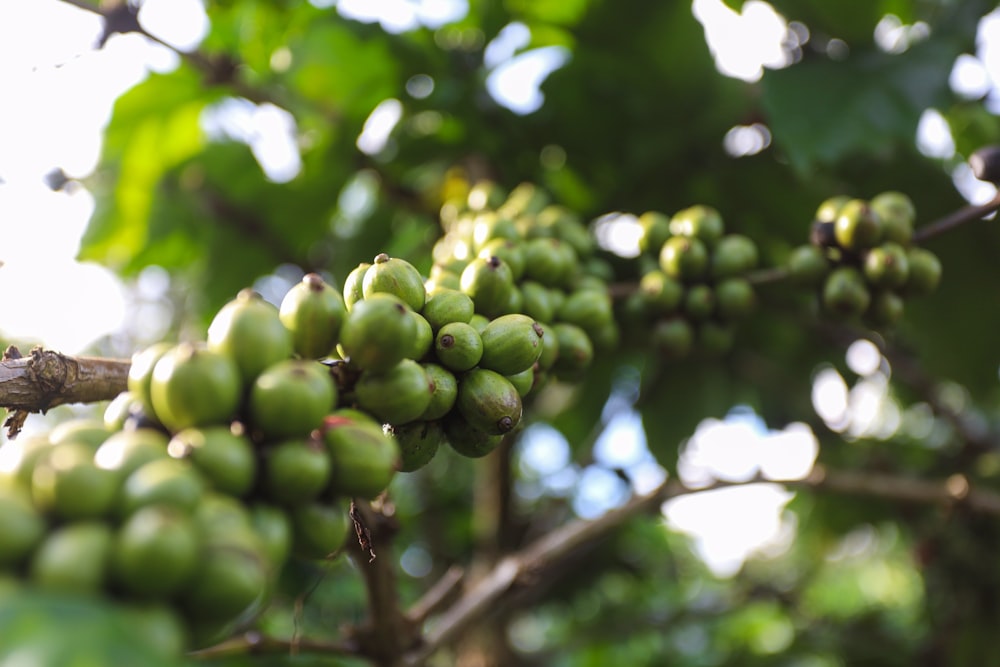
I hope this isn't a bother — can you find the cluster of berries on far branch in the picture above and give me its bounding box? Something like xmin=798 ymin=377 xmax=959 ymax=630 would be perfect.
xmin=785 ymin=192 xmax=942 ymax=326
xmin=0 ymin=174 xmax=956 ymax=662
xmin=620 ymin=204 xmax=760 ymax=360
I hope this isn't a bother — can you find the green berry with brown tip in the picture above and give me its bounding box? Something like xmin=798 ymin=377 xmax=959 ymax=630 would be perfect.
xmin=279 ymin=273 xmax=346 ymax=360
xmin=460 ymin=255 xmax=514 ymax=317
xmin=434 ymin=322 xmax=484 ymax=372
xmin=456 ymin=368 xmax=522 ymax=435
xmin=363 ymin=253 xmax=427 ymax=312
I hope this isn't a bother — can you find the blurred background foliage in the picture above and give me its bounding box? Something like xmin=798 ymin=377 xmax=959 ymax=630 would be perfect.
xmin=8 ymin=0 xmax=1000 ymax=664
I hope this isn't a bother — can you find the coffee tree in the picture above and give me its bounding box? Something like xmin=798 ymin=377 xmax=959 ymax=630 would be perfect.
xmin=3 ymin=1 xmax=1000 ymax=665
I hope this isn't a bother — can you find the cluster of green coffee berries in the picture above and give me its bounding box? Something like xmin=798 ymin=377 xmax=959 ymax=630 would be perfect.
xmin=785 ymin=192 xmax=942 ymax=326
xmin=431 ymin=180 xmax=619 ymax=377
xmin=0 ymin=284 xmax=418 ymax=655
xmin=625 ymin=204 xmax=759 ymax=359
xmin=338 ymin=251 xmax=549 ymax=465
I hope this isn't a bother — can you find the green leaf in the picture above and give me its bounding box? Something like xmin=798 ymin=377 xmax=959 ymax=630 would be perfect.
xmin=0 ymin=590 xmax=184 ymax=666
xmin=81 ymin=67 xmax=212 ymax=268
xmin=762 ymin=41 xmax=960 ymax=173
xmin=505 ymin=0 xmax=591 ymax=27
xmin=288 ymin=23 xmax=398 ymax=120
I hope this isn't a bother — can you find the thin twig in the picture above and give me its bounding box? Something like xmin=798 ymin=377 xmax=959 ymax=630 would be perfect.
xmin=913 ymin=191 xmax=1000 ymax=243
xmin=187 ymin=631 xmax=358 ymax=660
xmin=400 ymin=467 xmax=1000 ymax=665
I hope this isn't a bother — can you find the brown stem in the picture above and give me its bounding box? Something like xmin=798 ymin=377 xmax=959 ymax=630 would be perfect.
xmin=912 ymin=191 xmax=1000 ymax=243
xmin=345 ymin=499 xmax=419 ymax=666
xmin=188 ymin=631 xmax=358 ymax=660
xmin=1 ymin=346 xmax=129 ymax=436
xmin=400 ymin=467 xmax=1000 ymax=665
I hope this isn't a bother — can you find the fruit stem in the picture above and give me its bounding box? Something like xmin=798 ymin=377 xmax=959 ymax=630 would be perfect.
xmin=746 ymin=266 xmax=790 ymax=285
xmin=913 ymin=190 xmax=1000 ymax=244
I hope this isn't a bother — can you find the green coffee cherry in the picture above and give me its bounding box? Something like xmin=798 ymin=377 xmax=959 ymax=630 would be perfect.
xmin=505 ymin=366 xmax=536 ymax=398
xmin=714 ymin=277 xmax=756 ymax=320
xmin=419 ymin=363 xmax=458 ymax=421
xmin=834 ymin=199 xmax=882 ymax=250
xmin=652 ymin=318 xmax=693 ymax=360
xmin=637 ymin=211 xmax=672 ymax=255
xmin=639 ymin=270 xmax=684 ymax=314
xmin=683 ymin=284 xmax=715 ymax=321
xmin=521 ymin=237 xmax=575 ymax=287
xmin=434 ymin=321 xmax=484 ymax=372
xmin=342 ymin=262 xmax=371 ymax=311
xmin=477 ymin=237 xmax=525 ymax=281
xmin=863 ymin=242 xmax=909 ymax=289
xmin=822 ymin=266 xmax=871 ymax=318
xmin=279 ymin=273 xmax=346 ymax=359
xmin=520 ymin=281 xmax=556 ymax=323
xmin=207 ymin=289 xmax=294 ymax=384
xmin=535 ymin=322 xmax=560 ymax=372
xmin=551 ymin=323 xmax=594 ymax=377
xmin=362 ymin=253 xmax=427 ymax=312
xmin=460 ymin=255 xmax=514 ymax=318
xmin=479 ymin=314 xmax=544 ymax=376
xmin=321 ymin=414 xmax=399 ymax=499
xmin=815 ymin=195 xmax=851 ymax=223
xmin=443 ymin=412 xmax=503 ymax=459
xmin=904 ymin=247 xmax=942 ymax=295
xmin=339 ymin=293 xmax=417 ymax=372
xmin=407 ymin=311 xmax=434 ymax=361
xmin=0 ymin=484 xmax=45 ymax=568
xmin=354 ymin=359 xmax=434 ymax=426
xmin=865 ymin=290 xmax=905 ymax=327
xmin=696 ymin=321 xmax=736 ymax=357
xmin=659 ymin=236 xmax=709 ymax=281
xmin=786 ymin=244 xmax=830 ymax=286
xmin=248 ymin=359 xmax=337 ymax=441
xmin=421 ymin=288 xmax=475 ymax=332
xmin=167 ymin=426 xmax=256 ymax=497
xmin=710 ymin=234 xmax=758 ymax=279
xmin=870 ymin=191 xmax=915 ymax=246
xmin=112 ymin=506 xmax=200 ymax=598
xmin=456 ymin=368 xmax=522 ymax=435
xmin=471 ymin=212 xmax=519 ymax=252
xmin=670 ymin=204 xmax=725 ymax=248
xmin=558 ymin=289 xmax=614 ymax=336
xmin=390 ymin=421 xmax=443 ymax=472
xmin=260 ymin=437 xmax=332 ymax=506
